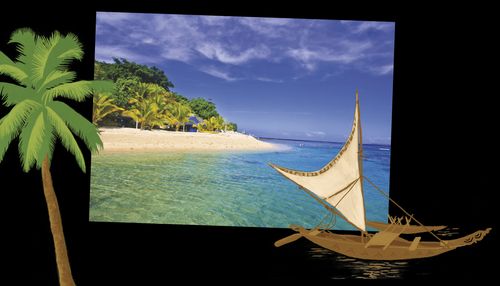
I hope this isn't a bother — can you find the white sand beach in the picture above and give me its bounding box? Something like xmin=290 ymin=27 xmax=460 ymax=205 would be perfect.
xmin=97 ymin=127 xmax=280 ymax=153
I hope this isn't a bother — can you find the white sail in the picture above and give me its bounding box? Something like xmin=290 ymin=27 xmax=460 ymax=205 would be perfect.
xmin=270 ymin=93 xmax=366 ymax=231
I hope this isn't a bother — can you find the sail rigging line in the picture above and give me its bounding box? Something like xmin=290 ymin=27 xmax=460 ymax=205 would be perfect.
xmin=333 ymin=178 xmax=360 ymax=209
xmin=363 ymin=176 xmax=449 ymax=247
xmin=319 ymin=209 xmax=338 ymax=230
xmin=305 ymin=176 xmax=361 ymax=231
xmin=325 ymin=178 xmax=359 ymax=201
xmin=298 ymin=186 xmax=365 ymax=232
xmin=316 ymin=211 xmax=333 ymax=229
xmin=269 ymin=162 xmax=365 ymax=232
xmin=328 ymin=213 xmax=337 ymax=229
xmin=298 ymin=186 xmax=354 ymax=228
xmin=315 ymin=211 xmax=337 ymax=230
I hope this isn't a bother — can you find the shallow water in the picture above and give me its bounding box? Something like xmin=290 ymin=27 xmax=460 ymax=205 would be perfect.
xmin=90 ymin=139 xmax=390 ymax=229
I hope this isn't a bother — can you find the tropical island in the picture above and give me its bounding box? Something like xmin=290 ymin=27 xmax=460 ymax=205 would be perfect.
xmin=93 ymin=58 xmax=278 ymax=153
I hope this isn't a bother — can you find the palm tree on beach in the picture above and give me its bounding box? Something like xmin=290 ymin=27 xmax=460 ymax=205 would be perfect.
xmin=0 ymin=28 xmax=113 ymax=286
xmin=166 ymin=101 xmax=192 ymax=131
xmin=123 ymin=82 xmax=151 ymax=129
xmin=199 ymin=115 xmax=225 ymax=132
xmin=92 ymin=92 xmax=123 ymax=126
xmin=122 ymin=82 xmax=169 ymax=129
xmin=149 ymin=87 xmax=175 ymax=122
xmin=223 ymin=118 xmax=236 ymax=131
xmin=122 ymin=95 xmax=165 ymax=130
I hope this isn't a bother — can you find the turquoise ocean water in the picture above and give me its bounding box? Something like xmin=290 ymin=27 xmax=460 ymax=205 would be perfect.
xmin=89 ymin=139 xmax=390 ymax=230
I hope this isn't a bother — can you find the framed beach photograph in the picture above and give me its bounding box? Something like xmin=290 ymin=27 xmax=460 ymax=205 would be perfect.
xmin=89 ymin=12 xmax=395 ymax=232
xmin=0 ymin=1 xmax=496 ymax=284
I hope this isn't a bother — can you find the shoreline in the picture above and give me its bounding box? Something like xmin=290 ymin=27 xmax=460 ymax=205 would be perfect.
xmin=96 ymin=127 xmax=282 ymax=154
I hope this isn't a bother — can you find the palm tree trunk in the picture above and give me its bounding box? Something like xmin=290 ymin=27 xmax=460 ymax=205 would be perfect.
xmin=41 ymin=155 xmax=76 ymax=286
xmin=135 ymin=120 xmax=138 ymax=129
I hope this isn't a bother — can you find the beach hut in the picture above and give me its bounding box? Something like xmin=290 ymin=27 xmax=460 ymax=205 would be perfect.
xmin=185 ymin=116 xmax=203 ymax=132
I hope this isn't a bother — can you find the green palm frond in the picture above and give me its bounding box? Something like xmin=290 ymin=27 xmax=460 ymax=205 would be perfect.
xmin=0 ymin=64 xmax=28 ymax=84
xmin=18 ymin=109 xmax=57 ymax=170
xmin=35 ymin=125 xmax=56 ymax=169
xmin=18 ymin=109 xmax=48 ymax=171
xmin=1 ymin=48 xmax=29 ymax=85
xmin=8 ymin=28 xmax=37 ymax=79
xmin=53 ymin=33 xmax=83 ymax=64
xmin=0 ymin=99 xmax=39 ymax=138
xmin=42 ymin=80 xmax=114 ymax=102
xmin=38 ymin=70 xmax=76 ymax=91
xmin=167 ymin=102 xmax=192 ymax=127
xmin=0 ymin=50 xmax=28 ymax=85
xmin=0 ymin=99 xmax=40 ymax=161
xmin=0 ymin=50 xmax=15 ymax=65
xmin=0 ymin=82 xmax=36 ymax=106
xmin=31 ymin=34 xmax=53 ymax=86
xmin=48 ymin=101 xmax=103 ymax=154
xmin=97 ymin=104 xmax=123 ymax=119
xmin=128 ymin=97 xmax=140 ymax=104
xmin=93 ymin=94 xmax=123 ymax=124
xmin=32 ymin=31 xmax=83 ymax=87
xmin=46 ymin=106 xmax=86 ymax=171
xmin=122 ymin=109 xmax=141 ymax=122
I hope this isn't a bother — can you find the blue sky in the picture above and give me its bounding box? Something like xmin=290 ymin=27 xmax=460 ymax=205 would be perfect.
xmin=95 ymin=12 xmax=395 ymax=144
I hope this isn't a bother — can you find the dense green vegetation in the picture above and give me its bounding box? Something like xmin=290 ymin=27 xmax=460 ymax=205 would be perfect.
xmin=94 ymin=58 xmax=174 ymax=90
xmin=189 ymin=97 xmax=219 ymax=120
xmin=94 ymin=58 xmax=237 ymax=132
xmin=93 ymin=92 xmax=123 ymax=126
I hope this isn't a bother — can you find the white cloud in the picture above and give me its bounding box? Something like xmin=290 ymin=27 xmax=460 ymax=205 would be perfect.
xmin=365 ymin=136 xmax=392 ymax=144
xmin=198 ymin=66 xmax=238 ymax=81
xmin=341 ymin=20 xmax=394 ymax=33
xmin=160 ymin=47 xmax=195 ymax=62
xmin=260 ymin=18 xmax=292 ymax=26
xmin=305 ymin=131 xmax=326 ymax=137
xmin=228 ymin=110 xmax=311 ymax=115
xmin=370 ymin=64 xmax=393 ymax=75
xmin=94 ymin=45 xmax=156 ymax=64
xmin=196 ymin=42 xmax=271 ymax=65
xmin=96 ymin=12 xmax=133 ymax=26
xmin=238 ymin=17 xmax=293 ymax=38
xmin=354 ymin=22 xmax=394 ymax=33
xmin=254 ymin=77 xmax=283 ymax=83
xmin=97 ymin=13 xmax=273 ymax=66
xmin=286 ymin=40 xmax=373 ymax=71
xmin=142 ymin=38 xmax=155 ymax=44
xmin=95 ymin=13 xmax=394 ymax=78
xmin=200 ymin=15 xmax=231 ymax=26
xmin=150 ymin=14 xmax=204 ymax=63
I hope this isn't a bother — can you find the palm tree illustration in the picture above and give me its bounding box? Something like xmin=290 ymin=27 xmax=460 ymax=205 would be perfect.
xmin=0 ymin=28 xmax=113 ymax=286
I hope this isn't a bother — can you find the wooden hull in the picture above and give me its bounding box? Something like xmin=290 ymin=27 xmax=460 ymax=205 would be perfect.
xmin=293 ymin=226 xmax=491 ymax=261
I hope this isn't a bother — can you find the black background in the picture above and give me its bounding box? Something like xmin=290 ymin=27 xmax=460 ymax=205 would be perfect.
xmin=1 ymin=1 xmax=497 ymax=284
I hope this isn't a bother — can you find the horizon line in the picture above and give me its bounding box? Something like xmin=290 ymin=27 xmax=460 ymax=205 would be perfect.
xmin=257 ymin=136 xmax=391 ymax=146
